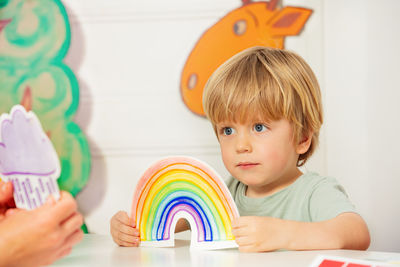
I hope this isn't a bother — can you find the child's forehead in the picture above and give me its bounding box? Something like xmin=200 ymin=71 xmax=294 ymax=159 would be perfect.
xmin=215 ymin=114 xmax=273 ymax=125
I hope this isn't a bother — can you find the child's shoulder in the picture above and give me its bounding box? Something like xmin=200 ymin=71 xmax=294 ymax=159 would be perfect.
xmin=298 ymin=172 xmax=348 ymax=197
xmin=298 ymin=172 xmax=339 ymax=186
xmin=299 ymin=172 xmax=355 ymax=221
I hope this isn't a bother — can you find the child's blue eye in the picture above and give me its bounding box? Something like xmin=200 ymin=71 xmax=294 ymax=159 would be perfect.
xmin=223 ymin=127 xmax=235 ymax=135
xmin=254 ymin=124 xmax=267 ymax=132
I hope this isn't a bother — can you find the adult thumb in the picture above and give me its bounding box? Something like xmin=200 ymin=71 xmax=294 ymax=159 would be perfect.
xmin=0 ymin=182 xmax=13 ymax=204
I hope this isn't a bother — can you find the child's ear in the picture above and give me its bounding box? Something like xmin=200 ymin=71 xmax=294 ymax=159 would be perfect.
xmin=296 ymin=132 xmax=313 ymax=155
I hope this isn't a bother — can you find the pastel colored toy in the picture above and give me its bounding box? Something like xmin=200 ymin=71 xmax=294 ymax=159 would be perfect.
xmin=131 ymin=156 xmax=239 ymax=250
xmin=0 ymin=105 xmax=60 ymax=210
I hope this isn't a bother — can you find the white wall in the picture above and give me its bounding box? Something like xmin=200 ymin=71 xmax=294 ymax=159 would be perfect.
xmin=64 ymin=0 xmax=400 ymax=252
xmin=324 ymin=0 xmax=400 ymax=252
xmin=64 ymin=0 xmax=240 ymax=236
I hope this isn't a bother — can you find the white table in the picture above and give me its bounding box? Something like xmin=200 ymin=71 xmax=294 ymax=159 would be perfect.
xmin=52 ymin=234 xmax=400 ymax=267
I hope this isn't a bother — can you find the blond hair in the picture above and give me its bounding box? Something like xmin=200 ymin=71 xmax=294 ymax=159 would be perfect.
xmin=203 ymin=46 xmax=323 ymax=166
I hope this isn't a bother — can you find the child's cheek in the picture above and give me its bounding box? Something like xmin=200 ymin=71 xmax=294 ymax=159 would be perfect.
xmin=220 ymin=144 xmax=233 ymax=164
xmin=265 ymin=150 xmax=287 ymax=170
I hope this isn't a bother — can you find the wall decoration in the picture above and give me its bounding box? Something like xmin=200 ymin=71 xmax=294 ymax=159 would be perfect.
xmin=180 ymin=0 xmax=312 ymax=116
xmin=131 ymin=156 xmax=239 ymax=250
xmin=0 ymin=0 xmax=90 ymax=197
xmin=0 ymin=105 xmax=61 ymax=210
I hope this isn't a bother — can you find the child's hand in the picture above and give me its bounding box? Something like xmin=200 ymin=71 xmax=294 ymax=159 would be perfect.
xmin=110 ymin=211 xmax=140 ymax=247
xmin=232 ymin=216 xmax=288 ymax=252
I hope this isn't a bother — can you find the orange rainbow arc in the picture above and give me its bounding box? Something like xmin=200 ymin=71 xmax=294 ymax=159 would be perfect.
xmin=131 ymin=156 xmax=239 ymax=249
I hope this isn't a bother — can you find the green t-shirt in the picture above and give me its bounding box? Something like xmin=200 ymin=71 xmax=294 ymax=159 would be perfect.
xmin=226 ymin=172 xmax=356 ymax=222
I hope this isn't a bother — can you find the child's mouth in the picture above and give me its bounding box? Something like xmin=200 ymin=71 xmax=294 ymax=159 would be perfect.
xmin=236 ymin=162 xmax=259 ymax=169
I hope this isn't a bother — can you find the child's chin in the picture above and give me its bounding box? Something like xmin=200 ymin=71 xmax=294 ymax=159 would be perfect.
xmin=239 ymin=178 xmax=267 ymax=188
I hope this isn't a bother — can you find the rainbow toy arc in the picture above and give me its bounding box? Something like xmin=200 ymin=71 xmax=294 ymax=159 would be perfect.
xmin=131 ymin=156 xmax=239 ymax=250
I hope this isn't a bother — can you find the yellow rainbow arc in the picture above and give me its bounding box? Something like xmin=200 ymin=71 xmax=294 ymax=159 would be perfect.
xmin=131 ymin=156 xmax=239 ymax=247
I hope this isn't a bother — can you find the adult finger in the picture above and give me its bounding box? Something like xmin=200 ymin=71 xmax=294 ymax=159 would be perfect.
xmin=43 ymin=245 xmax=74 ymax=266
xmin=65 ymin=228 xmax=84 ymax=248
xmin=49 ymin=191 xmax=78 ymax=222
xmin=60 ymin=212 xmax=83 ymax=236
xmin=5 ymin=207 xmax=20 ymax=217
xmin=6 ymin=196 xmax=15 ymax=209
xmin=0 ymin=181 xmax=13 ymax=204
xmin=56 ymin=228 xmax=83 ymax=257
xmin=56 ymin=246 xmax=73 ymax=261
xmin=45 ymin=246 xmax=73 ymax=266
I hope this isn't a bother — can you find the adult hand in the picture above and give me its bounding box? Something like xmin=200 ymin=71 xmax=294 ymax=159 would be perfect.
xmin=0 ymin=191 xmax=84 ymax=267
xmin=0 ymin=181 xmax=15 ymax=219
xmin=110 ymin=211 xmax=140 ymax=247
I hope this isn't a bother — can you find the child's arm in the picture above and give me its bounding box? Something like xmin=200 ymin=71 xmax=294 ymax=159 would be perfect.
xmin=232 ymin=212 xmax=370 ymax=252
xmin=110 ymin=211 xmax=190 ymax=247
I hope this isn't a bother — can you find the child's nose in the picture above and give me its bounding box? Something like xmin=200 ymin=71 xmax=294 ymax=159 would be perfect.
xmin=235 ymin=134 xmax=252 ymax=153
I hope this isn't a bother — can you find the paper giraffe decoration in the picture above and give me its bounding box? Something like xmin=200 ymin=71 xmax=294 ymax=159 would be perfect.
xmin=0 ymin=105 xmax=61 ymax=210
xmin=131 ymin=156 xmax=239 ymax=250
xmin=0 ymin=0 xmax=90 ymax=197
xmin=180 ymin=0 xmax=312 ymax=116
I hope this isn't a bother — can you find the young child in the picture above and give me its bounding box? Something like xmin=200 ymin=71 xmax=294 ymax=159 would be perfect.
xmin=110 ymin=46 xmax=370 ymax=252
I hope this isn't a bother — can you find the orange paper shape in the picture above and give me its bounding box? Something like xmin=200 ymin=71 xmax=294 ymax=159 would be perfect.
xmin=180 ymin=0 xmax=312 ymax=116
